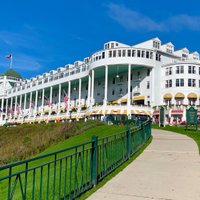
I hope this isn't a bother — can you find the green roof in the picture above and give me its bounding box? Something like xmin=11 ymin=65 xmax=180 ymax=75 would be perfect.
xmin=1 ymin=69 xmax=22 ymax=79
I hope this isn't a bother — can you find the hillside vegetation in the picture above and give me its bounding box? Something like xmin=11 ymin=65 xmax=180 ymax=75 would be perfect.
xmin=0 ymin=120 xmax=103 ymax=165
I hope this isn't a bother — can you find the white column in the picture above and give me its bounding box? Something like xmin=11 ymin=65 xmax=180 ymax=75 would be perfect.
xmin=14 ymin=96 xmax=17 ymax=114
xmin=19 ymin=95 xmax=22 ymax=115
xmin=78 ymin=78 xmax=82 ymax=107
xmin=1 ymin=98 xmax=4 ymax=112
xmin=127 ymin=64 xmax=131 ymax=106
xmin=58 ymin=84 xmax=61 ymax=113
xmin=50 ymin=86 xmax=53 ymax=105
xmin=104 ymin=65 xmax=108 ymax=106
xmin=87 ymin=73 xmax=91 ymax=107
xmin=10 ymin=97 xmax=13 ymax=117
xmin=68 ymin=81 xmax=71 ymax=108
xmin=24 ymin=94 xmax=27 ymax=111
xmin=29 ymin=92 xmax=32 ymax=113
xmin=91 ymin=70 xmax=95 ymax=105
xmin=35 ymin=90 xmax=38 ymax=113
xmin=5 ymin=98 xmax=8 ymax=116
xmin=42 ymin=88 xmax=45 ymax=110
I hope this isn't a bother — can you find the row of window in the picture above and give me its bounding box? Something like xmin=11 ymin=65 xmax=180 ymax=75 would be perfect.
xmin=166 ymin=65 xmax=199 ymax=75
xmin=108 ymin=49 xmax=154 ymax=59
xmin=165 ymin=79 xmax=198 ymax=88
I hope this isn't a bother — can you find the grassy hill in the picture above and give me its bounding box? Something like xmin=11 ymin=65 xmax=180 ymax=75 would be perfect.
xmin=0 ymin=121 xmax=127 ymax=199
xmin=0 ymin=120 xmax=114 ymax=165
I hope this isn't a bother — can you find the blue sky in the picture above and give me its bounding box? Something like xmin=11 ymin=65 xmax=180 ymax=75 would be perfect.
xmin=0 ymin=0 xmax=200 ymax=78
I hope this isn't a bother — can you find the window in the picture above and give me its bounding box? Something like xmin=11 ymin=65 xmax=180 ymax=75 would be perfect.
xmin=142 ymin=51 xmax=145 ymax=57
xmin=147 ymin=69 xmax=150 ymax=76
xmin=153 ymin=41 xmax=160 ymax=49
xmin=112 ymin=90 xmax=115 ymax=95
xmin=109 ymin=51 xmax=112 ymax=58
xmin=132 ymin=50 xmax=136 ymax=57
xmin=169 ymin=67 xmax=172 ymax=75
xmin=165 ymin=80 xmax=172 ymax=88
xmin=188 ymin=66 xmax=196 ymax=74
xmin=137 ymin=50 xmax=141 ymax=57
xmin=146 ymin=51 xmax=149 ymax=58
xmin=102 ymin=52 xmax=105 ymax=59
xmin=127 ymin=50 xmax=131 ymax=57
xmin=176 ymin=66 xmax=184 ymax=74
xmin=122 ymin=50 xmax=126 ymax=57
xmin=188 ymin=79 xmax=196 ymax=87
xmin=111 ymin=43 xmax=114 ymax=48
xmin=112 ymin=77 xmax=115 ymax=84
xmin=176 ymin=79 xmax=184 ymax=87
xmin=118 ymin=50 xmax=121 ymax=57
xmin=156 ymin=53 xmax=161 ymax=61
xmin=150 ymin=52 xmax=153 ymax=59
xmin=86 ymin=84 xmax=88 ymax=90
xmin=113 ymin=50 xmax=116 ymax=57
xmin=97 ymin=92 xmax=100 ymax=96
xmin=98 ymin=80 xmax=101 ymax=86
xmin=147 ymin=81 xmax=150 ymax=89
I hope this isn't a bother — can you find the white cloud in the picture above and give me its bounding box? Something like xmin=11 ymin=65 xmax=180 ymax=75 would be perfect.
xmin=107 ymin=3 xmax=200 ymax=32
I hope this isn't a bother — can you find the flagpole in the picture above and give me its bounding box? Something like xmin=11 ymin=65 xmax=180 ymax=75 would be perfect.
xmin=10 ymin=55 xmax=13 ymax=69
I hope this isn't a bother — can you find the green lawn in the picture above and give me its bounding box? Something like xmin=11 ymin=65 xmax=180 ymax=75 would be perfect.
xmin=0 ymin=124 xmax=126 ymax=200
xmin=152 ymin=124 xmax=200 ymax=153
xmin=0 ymin=120 xmax=103 ymax=165
xmin=0 ymin=122 xmax=152 ymax=200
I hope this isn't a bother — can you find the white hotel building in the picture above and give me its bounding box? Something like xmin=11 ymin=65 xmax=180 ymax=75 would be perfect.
xmin=0 ymin=37 xmax=200 ymax=125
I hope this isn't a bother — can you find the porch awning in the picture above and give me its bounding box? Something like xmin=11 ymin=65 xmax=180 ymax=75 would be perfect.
xmin=175 ymin=92 xmax=185 ymax=98
xmin=163 ymin=93 xmax=172 ymax=99
xmin=132 ymin=96 xmax=145 ymax=101
xmin=112 ymin=99 xmax=120 ymax=104
xmin=187 ymin=93 xmax=197 ymax=99
xmin=121 ymin=98 xmax=127 ymax=103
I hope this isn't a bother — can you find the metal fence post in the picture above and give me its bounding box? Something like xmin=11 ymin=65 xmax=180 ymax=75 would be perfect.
xmin=91 ymin=135 xmax=98 ymax=186
xmin=141 ymin=123 xmax=145 ymax=144
xmin=126 ymin=127 xmax=131 ymax=158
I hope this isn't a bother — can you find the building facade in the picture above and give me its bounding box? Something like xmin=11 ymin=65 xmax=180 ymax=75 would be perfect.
xmin=0 ymin=37 xmax=200 ymax=125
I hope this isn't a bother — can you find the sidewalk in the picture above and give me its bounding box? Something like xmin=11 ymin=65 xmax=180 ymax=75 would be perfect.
xmin=87 ymin=129 xmax=200 ymax=200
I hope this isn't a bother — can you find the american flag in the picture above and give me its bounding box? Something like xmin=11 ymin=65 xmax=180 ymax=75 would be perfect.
xmin=8 ymin=108 xmax=14 ymax=114
xmin=17 ymin=104 xmax=21 ymax=113
xmin=64 ymin=96 xmax=68 ymax=108
xmin=5 ymin=54 xmax=12 ymax=59
xmin=44 ymin=95 xmax=52 ymax=106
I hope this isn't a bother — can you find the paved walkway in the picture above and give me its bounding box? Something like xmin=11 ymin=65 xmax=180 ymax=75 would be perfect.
xmin=87 ymin=129 xmax=200 ymax=200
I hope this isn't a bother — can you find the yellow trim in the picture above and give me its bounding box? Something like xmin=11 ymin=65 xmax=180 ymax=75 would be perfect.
xmin=132 ymin=96 xmax=145 ymax=101
xmin=131 ymin=110 xmax=135 ymax=114
xmin=175 ymin=92 xmax=185 ymax=98
xmin=112 ymin=99 xmax=120 ymax=104
xmin=163 ymin=93 xmax=172 ymax=99
xmin=123 ymin=110 xmax=127 ymax=115
xmin=187 ymin=92 xmax=197 ymax=99
xmin=99 ymin=110 xmax=103 ymax=115
xmin=121 ymin=98 xmax=127 ymax=103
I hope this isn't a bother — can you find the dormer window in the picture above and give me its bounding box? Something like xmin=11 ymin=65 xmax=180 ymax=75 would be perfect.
xmin=182 ymin=54 xmax=187 ymax=58
xmin=111 ymin=43 xmax=114 ymax=48
xmin=153 ymin=40 xmax=160 ymax=49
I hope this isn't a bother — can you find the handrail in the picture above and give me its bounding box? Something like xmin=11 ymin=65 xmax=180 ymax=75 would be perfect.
xmin=0 ymin=120 xmax=151 ymax=200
